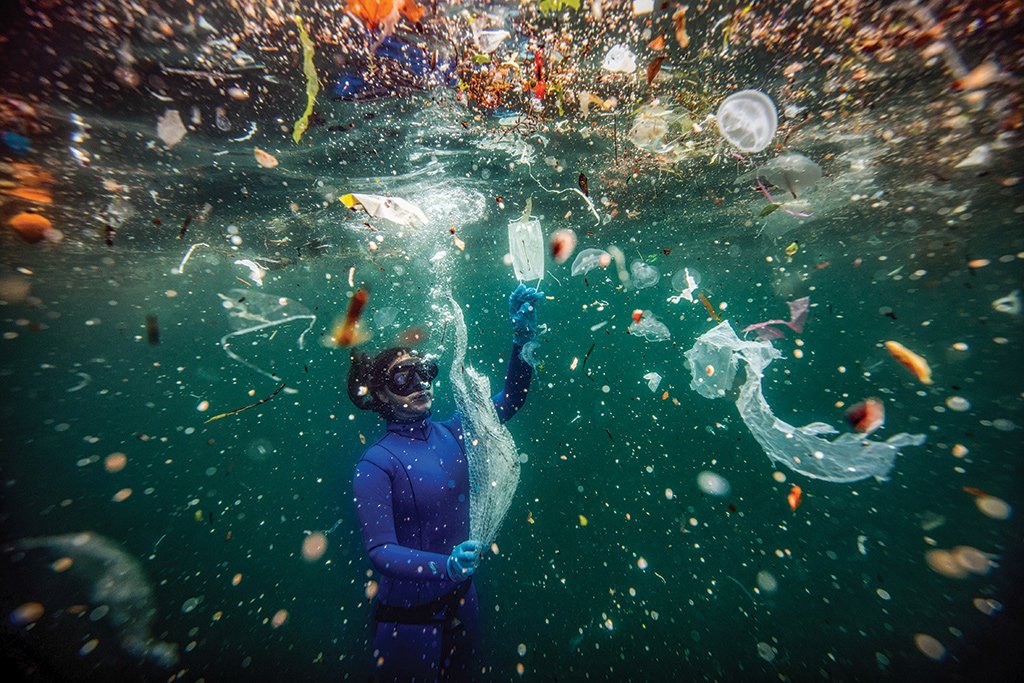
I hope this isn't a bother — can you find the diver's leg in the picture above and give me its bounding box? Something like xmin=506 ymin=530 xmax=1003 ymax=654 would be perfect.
xmin=371 ymin=620 xmax=444 ymax=683
xmin=440 ymin=587 xmax=480 ymax=682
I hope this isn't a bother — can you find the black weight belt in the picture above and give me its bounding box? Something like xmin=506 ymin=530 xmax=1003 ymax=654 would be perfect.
xmin=374 ymin=580 xmax=472 ymax=625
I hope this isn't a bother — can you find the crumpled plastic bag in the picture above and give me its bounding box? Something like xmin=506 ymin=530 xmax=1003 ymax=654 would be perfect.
xmin=341 ymin=193 xmax=428 ymax=228
xmin=685 ymin=321 xmax=925 ymax=483
xmin=602 ymin=45 xmax=637 ymax=73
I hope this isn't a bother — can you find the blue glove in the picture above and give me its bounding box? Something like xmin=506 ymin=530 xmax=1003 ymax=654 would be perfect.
xmin=447 ymin=540 xmax=483 ymax=582
xmin=509 ymin=284 xmax=545 ymax=344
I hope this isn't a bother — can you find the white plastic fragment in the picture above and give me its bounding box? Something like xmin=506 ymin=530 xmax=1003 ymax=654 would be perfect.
xmin=344 ymin=193 xmax=428 ymax=228
xmin=684 ymin=321 xmax=925 ymax=482
xmin=157 ymin=109 xmax=187 ymax=147
xmin=992 ymin=290 xmax=1021 ymax=315
xmin=955 ymin=144 xmax=991 ymax=168
xmin=633 ymin=0 xmax=654 ymax=16
xmin=234 ymin=259 xmax=266 ymax=286
xmin=602 ymin=45 xmax=637 ymax=73
xmin=474 ymin=29 xmax=510 ymax=53
xmin=667 ymin=268 xmax=699 ymax=303
xmin=643 ymin=372 xmax=662 ymax=392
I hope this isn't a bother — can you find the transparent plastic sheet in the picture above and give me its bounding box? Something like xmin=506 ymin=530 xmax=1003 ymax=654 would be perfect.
xmin=447 ymin=294 xmax=521 ymax=546
xmin=217 ymin=289 xmax=316 ymax=382
xmin=6 ymin=532 xmax=179 ymax=667
xmin=685 ymin=321 xmax=925 ymax=482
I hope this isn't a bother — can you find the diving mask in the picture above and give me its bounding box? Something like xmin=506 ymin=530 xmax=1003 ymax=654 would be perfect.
xmin=386 ymin=358 xmax=438 ymax=396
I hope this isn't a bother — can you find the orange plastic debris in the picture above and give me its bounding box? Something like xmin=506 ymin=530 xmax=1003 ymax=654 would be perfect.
xmin=346 ymin=0 xmax=423 ymax=31
xmin=1 ymin=186 xmax=52 ymax=203
xmin=884 ymin=340 xmax=933 ymax=385
xmin=787 ymin=485 xmax=803 ymax=511
xmin=7 ymin=212 xmax=52 ymax=243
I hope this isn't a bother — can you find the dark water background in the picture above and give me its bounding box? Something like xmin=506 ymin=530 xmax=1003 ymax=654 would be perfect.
xmin=2 ymin=1 xmax=1023 ymax=681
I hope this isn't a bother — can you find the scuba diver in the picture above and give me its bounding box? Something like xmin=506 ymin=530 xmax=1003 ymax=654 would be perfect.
xmin=348 ymin=284 xmax=544 ymax=682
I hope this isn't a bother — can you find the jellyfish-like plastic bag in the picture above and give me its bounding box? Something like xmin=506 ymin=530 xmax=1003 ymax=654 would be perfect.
xmin=571 ymin=248 xmax=610 ymax=276
xmin=758 ymin=154 xmax=822 ymax=199
xmin=217 ymin=289 xmax=316 ymax=382
xmin=685 ymin=321 xmax=925 ymax=482
xmin=716 ymin=90 xmax=777 ymax=153
xmin=447 ymin=294 xmax=522 ymax=547
xmin=629 ymin=313 xmax=671 ymax=342
xmin=508 ymin=199 xmax=545 ymax=282
xmin=630 ymin=260 xmax=660 ymax=289
xmin=5 ymin=532 xmax=179 ymax=668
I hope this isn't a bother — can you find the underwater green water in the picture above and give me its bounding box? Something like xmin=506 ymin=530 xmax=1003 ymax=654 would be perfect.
xmin=1 ymin=2 xmax=1023 ymax=681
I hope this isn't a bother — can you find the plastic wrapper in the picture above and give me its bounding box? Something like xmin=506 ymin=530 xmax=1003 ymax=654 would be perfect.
xmin=341 ymin=193 xmax=428 ymax=228
xmin=685 ymin=321 xmax=925 ymax=482
xmin=602 ymin=44 xmax=637 ymax=73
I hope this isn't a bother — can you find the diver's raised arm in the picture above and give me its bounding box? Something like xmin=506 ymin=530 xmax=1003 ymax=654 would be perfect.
xmin=492 ymin=284 xmax=545 ymax=423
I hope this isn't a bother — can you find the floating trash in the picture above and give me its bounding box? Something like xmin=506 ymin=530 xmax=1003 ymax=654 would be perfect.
xmin=601 ymin=44 xmax=637 ymax=73
xmin=630 ymin=261 xmax=660 ymax=289
xmin=508 ymin=199 xmax=545 ymax=282
xmin=341 ymin=193 xmax=428 ymax=228
xmin=217 ymin=289 xmax=316 ymax=382
xmin=696 ymin=471 xmax=731 ymax=496
xmin=571 ymin=248 xmax=611 ymax=276
xmin=629 ymin=312 xmax=671 ymax=342
xmin=685 ymin=322 xmax=925 ymax=482
xmin=643 ymin=372 xmax=662 ymax=392
xmin=757 ymin=153 xmax=822 ymax=199
xmin=992 ymin=290 xmax=1021 ymax=315
xmin=716 ymin=90 xmax=777 ymax=153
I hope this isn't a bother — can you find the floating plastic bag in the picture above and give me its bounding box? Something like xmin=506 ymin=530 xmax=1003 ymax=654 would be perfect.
xmin=571 ymin=248 xmax=611 ymax=276
xmin=217 ymin=289 xmax=316 ymax=382
xmin=602 ymin=44 xmax=637 ymax=73
xmin=716 ymin=90 xmax=777 ymax=153
xmin=9 ymin=532 xmax=179 ymax=667
xmin=628 ymin=103 xmax=693 ymax=155
xmin=508 ymin=198 xmax=545 ymax=282
xmin=685 ymin=321 xmax=925 ymax=482
xmin=341 ymin=193 xmax=428 ymax=228
xmin=630 ymin=260 xmax=660 ymax=289
xmin=742 ymin=296 xmax=809 ymax=341
xmin=758 ymin=154 xmax=822 ymax=199
xmin=474 ymin=29 xmax=510 ymax=53
xmin=629 ymin=312 xmax=671 ymax=342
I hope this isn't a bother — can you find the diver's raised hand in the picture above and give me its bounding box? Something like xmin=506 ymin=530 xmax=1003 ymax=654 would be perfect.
xmin=510 ymin=284 xmax=545 ymax=344
xmin=446 ymin=540 xmax=484 ymax=582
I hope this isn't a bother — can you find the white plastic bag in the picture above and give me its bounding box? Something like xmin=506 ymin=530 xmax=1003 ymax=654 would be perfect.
xmin=341 ymin=193 xmax=428 ymax=228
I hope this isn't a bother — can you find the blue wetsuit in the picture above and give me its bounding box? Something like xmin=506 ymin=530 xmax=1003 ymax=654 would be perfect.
xmin=353 ymin=344 xmax=532 ymax=682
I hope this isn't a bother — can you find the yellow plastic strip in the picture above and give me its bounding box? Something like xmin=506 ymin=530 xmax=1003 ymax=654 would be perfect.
xmin=292 ymin=16 xmax=319 ymax=144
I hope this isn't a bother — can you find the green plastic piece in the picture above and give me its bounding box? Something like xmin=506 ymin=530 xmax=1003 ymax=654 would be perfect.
xmin=292 ymin=16 xmax=319 ymax=144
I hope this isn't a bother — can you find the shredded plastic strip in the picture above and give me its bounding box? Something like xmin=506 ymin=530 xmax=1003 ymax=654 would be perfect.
xmin=685 ymin=321 xmax=925 ymax=483
xmin=292 ymin=16 xmax=319 ymax=144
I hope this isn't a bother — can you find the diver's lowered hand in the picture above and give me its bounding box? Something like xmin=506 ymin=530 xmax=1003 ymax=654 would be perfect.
xmin=446 ymin=540 xmax=483 ymax=582
xmin=510 ymin=283 xmax=545 ymax=344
